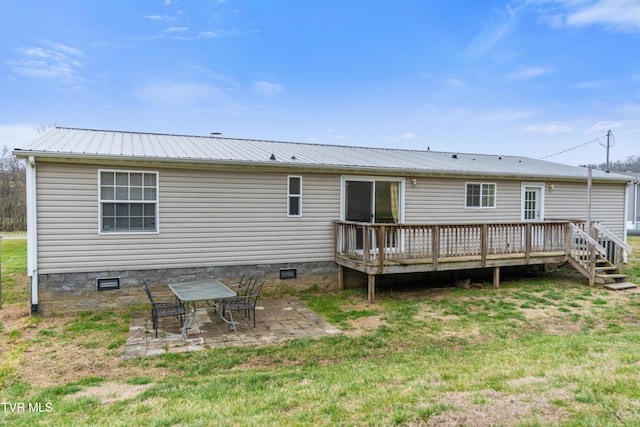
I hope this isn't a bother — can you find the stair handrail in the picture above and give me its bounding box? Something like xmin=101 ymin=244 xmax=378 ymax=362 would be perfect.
xmin=593 ymin=222 xmax=633 ymax=253
xmin=569 ymin=223 xmax=607 ymax=257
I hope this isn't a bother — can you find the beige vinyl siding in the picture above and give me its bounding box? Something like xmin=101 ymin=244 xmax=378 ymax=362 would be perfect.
xmin=36 ymin=163 xmax=340 ymax=274
xmin=404 ymin=178 xmax=523 ymax=223
xmin=35 ymin=162 xmax=628 ymax=274
xmin=545 ymin=181 xmax=626 ymax=235
xmin=404 ymin=177 xmax=626 ymax=235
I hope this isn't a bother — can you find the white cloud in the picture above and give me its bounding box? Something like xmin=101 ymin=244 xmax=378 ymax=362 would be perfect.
xmin=565 ymin=0 xmax=640 ymax=31
xmin=472 ymin=108 xmax=535 ymax=123
xmin=252 ymin=81 xmax=283 ymax=96
xmin=167 ymin=26 xmax=189 ymax=33
xmin=401 ymin=133 xmax=417 ymax=139
xmin=446 ymin=78 xmax=466 ymax=87
xmin=586 ymin=120 xmax=622 ymax=132
xmin=10 ymin=42 xmax=84 ymax=82
xmin=465 ymin=3 xmax=522 ymax=57
xmin=524 ymin=123 xmax=573 ymax=134
xmin=533 ymin=0 xmax=640 ymax=32
xmin=509 ymin=66 xmax=553 ymax=79
xmin=135 ymin=81 xmax=229 ymax=106
xmin=568 ymin=79 xmax=612 ymax=89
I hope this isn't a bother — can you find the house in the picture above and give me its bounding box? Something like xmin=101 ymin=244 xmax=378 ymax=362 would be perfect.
xmin=12 ymin=127 xmax=634 ymax=314
xmin=624 ymin=172 xmax=640 ymax=235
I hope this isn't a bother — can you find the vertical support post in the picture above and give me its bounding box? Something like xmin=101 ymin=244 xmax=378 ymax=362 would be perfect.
xmin=589 ymin=222 xmax=597 ymax=287
xmin=481 ymin=224 xmax=488 ymax=267
xmin=363 ymin=224 xmax=370 ymax=266
xmin=338 ymin=265 xmax=344 ymax=291
xmin=525 ymin=223 xmax=532 ymax=264
xmin=367 ymin=274 xmax=376 ymax=303
xmin=589 ymin=243 xmax=596 ymax=287
xmin=378 ymin=226 xmax=385 ymax=274
xmin=493 ymin=266 xmax=500 ymax=288
xmin=333 ymin=221 xmax=338 ymax=261
xmin=432 ymin=225 xmax=440 ymax=270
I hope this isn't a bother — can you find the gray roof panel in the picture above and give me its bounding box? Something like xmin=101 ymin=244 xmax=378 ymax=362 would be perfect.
xmin=12 ymin=127 xmax=631 ymax=181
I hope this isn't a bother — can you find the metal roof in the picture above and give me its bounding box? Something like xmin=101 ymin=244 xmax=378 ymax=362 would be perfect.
xmin=12 ymin=127 xmax=631 ymax=181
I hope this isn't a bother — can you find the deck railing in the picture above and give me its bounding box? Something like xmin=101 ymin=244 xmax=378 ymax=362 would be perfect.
xmin=334 ymin=220 xmax=570 ymax=273
xmin=568 ymin=222 xmax=633 ymax=285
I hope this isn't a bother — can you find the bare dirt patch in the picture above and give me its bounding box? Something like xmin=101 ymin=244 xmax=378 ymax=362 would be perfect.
xmin=428 ymin=388 xmax=573 ymax=427
xmin=1 ymin=306 xmax=174 ymax=389
xmin=345 ymin=315 xmax=385 ymax=337
xmin=72 ymin=382 xmax=154 ymax=404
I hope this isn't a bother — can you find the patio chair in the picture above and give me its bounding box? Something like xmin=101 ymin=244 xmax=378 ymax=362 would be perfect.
xmin=142 ymin=279 xmax=186 ymax=338
xmin=226 ymin=274 xmax=257 ymax=296
xmin=222 ymin=279 xmax=266 ymax=328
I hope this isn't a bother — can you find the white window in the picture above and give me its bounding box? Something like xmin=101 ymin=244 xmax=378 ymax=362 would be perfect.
xmin=288 ymin=176 xmax=302 ymax=217
xmin=466 ymin=183 xmax=496 ymax=208
xmin=99 ymin=170 xmax=158 ymax=233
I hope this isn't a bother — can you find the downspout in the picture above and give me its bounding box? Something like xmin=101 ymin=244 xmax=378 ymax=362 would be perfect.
xmin=26 ymin=156 xmax=38 ymax=312
xmin=623 ymin=180 xmax=631 ymax=263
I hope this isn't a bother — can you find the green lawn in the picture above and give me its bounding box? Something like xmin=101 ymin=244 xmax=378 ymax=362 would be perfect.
xmin=1 ymin=236 xmax=28 ymax=306
xmin=1 ymin=237 xmax=640 ymax=426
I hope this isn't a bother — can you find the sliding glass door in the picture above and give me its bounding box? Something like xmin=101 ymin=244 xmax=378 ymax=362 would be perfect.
xmin=344 ymin=179 xmax=401 ymax=224
xmin=343 ymin=178 xmax=403 ymax=250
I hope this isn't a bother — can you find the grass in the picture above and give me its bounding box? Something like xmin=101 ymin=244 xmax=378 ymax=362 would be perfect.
xmin=1 ymin=236 xmax=29 ymax=306
xmin=0 ymin=237 xmax=639 ymax=425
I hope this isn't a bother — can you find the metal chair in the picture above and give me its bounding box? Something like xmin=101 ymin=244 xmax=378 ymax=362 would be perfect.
xmin=227 ymin=274 xmax=257 ymax=296
xmin=143 ymin=279 xmax=186 ymax=337
xmin=222 ymin=279 xmax=265 ymax=328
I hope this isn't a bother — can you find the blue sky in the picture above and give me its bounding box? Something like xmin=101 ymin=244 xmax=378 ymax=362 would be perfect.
xmin=1 ymin=0 xmax=639 ymax=166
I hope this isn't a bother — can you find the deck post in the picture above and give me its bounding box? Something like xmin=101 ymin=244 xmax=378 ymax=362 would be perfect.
xmin=493 ymin=266 xmax=500 ymax=288
xmin=525 ymin=223 xmax=532 ymax=264
xmin=432 ymin=225 xmax=440 ymax=271
xmin=363 ymin=224 xmax=370 ymax=265
xmin=338 ymin=265 xmax=344 ymax=291
xmin=378 ymin=226 xmax=385 ymax=274
xmin=481 ymin=224 xmax=488 ymax=267
xmin=367 ymin=274 xmax=376 ymax=303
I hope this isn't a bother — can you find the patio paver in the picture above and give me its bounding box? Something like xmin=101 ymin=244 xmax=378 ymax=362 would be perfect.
xmin=124 ymin=296 xmax=342 ymax=359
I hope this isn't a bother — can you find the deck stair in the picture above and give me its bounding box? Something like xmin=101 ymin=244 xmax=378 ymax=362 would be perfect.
xmin=568 ymin=222 xmax=634 ymax=288
xmin=593 ymin=256 xmax=630 ymax=285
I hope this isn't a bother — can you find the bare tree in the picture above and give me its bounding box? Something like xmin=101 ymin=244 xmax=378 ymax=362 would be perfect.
xmin=0 ymin=146 xmax=26 ymax=231
xmin=582 ymin=155 xmax=640 ymax=173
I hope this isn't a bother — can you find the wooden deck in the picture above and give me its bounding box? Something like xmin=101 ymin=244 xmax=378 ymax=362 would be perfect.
xmin=334 ymin=220 xmax=587 ymax=302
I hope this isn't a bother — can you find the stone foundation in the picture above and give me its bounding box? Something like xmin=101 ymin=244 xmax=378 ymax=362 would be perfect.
xmin=36 ymin=261 xmax=338 ymax=315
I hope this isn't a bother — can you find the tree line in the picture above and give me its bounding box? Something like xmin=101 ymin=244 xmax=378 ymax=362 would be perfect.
xmin=0 ymin=146 xmax=26 ymax=232
xmin=583 ymin=155 xmax=640 ymax=173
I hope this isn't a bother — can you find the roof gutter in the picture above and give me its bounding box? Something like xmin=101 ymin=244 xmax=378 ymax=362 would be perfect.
xmin=26 ymin=156 xmax=38 ymax=312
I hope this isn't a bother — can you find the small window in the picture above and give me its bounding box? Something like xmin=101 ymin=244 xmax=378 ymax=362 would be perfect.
xmin=100 ymin=170 xmax=159 ymax=233
xmin=466 ymin=183 xmax=496 ymax=208
xmin=288 ymin=176 xmax=302 ymax=217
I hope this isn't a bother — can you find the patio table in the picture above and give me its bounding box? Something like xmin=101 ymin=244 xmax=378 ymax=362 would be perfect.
xmin=169 ymin=279 xmax=237 ymax=337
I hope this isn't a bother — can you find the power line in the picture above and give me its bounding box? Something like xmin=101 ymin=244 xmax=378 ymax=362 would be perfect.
xmin=538 ymin=134 xmax=605 ymax=160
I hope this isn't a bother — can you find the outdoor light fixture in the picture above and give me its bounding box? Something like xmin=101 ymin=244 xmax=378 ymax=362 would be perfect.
xmin=411 ymin=178 xmax=417 ymax=185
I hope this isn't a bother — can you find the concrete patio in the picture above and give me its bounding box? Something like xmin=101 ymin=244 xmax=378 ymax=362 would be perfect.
xmin=124 ymin=296 xmax=342 ymax=359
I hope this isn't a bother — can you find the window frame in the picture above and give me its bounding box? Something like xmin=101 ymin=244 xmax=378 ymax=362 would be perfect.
xmin=287 ymin=175 xmax=303 ymax=217
xmin=98 ymin=169 xmax=160 ymax=234
xmin=465 ymin=182 xmax=496 ymax=209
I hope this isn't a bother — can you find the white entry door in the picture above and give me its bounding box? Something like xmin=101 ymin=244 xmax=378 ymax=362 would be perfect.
xmin=522 ymin=184 xmax=544 ymax=222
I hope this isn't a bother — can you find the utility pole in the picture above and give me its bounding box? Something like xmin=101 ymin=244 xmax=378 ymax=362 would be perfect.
xmin=605 ymin=130 xmax=612 ymax=173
